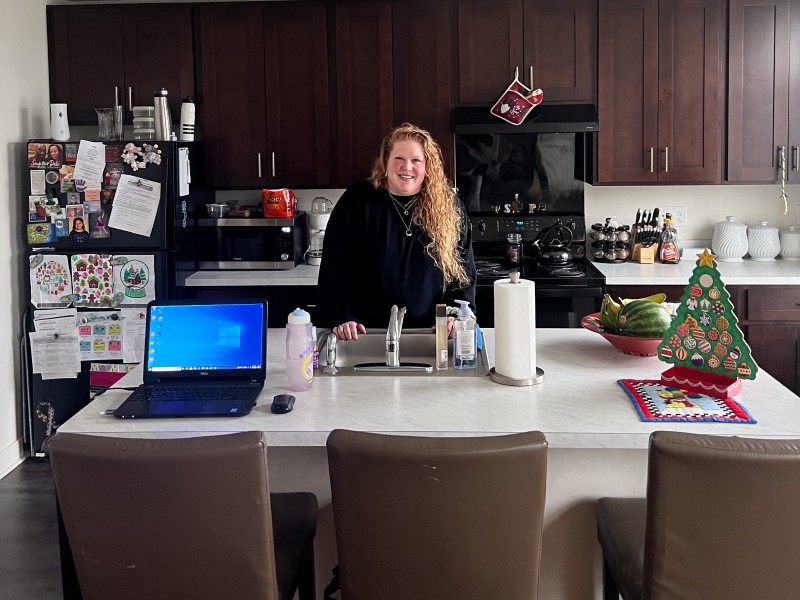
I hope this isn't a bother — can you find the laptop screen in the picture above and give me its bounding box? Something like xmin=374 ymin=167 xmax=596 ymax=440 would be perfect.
xmin=146 ymin=301 xmax=266 ymax=375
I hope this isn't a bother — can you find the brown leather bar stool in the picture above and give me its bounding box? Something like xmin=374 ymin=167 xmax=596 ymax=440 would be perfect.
xmin=49 ymin=432 xmax=317 ymax=600
xmin=326 ymin=429 xmax=548 ymax=600
xmin=596 ymin=431 xmax=800 ymax=600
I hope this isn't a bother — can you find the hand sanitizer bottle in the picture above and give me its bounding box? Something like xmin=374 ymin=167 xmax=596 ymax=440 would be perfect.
xmin=453 ymin=300 xmax=477 ymax=369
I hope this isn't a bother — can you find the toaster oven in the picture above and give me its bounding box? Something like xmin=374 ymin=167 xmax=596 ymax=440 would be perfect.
xmin=195 ymin=211 xmax=308 ymax=270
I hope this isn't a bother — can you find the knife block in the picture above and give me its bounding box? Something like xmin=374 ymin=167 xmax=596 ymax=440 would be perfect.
xmin=631 ymin=242 xmax=657 ymax=264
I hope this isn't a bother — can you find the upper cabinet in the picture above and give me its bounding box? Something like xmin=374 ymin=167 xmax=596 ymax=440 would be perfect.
xmin=198 ymin=1 xmax=330 ymax=188
xmin=727 ymin=0 xmax=800 ymax=182
xmin=392 ymin=0 xmax=456 ymax=178
xmin=597 ymin=0 xmax=723 ymax=184
xmin=48 ymin=4 xmax=194 ymax=124
xmin=457 ymin=0 xmax=596 ymax=105
xmin=333 ymin=1 xmax=394 ymax=185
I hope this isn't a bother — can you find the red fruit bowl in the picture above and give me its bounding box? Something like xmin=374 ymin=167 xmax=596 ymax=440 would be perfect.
xmin=581 ymin=313 xmax=662 ymax=357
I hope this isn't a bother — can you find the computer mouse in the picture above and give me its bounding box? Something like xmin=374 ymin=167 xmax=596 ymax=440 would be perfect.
xmin=271 ymin=394 xmax=296 ymax=414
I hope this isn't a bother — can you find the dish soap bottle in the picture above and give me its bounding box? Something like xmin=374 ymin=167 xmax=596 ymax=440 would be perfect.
xmin=659 ymin=212 xmax=680 ymax=264
xmin=286 ymin=308 xmax=314 ymax=391
xmin=453 ymin=300 xmax=477 ymax=369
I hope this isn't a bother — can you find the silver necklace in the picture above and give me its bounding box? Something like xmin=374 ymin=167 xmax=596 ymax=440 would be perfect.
xmin=389 ymin=194 xmax=415 ymax=237
xmin=388 ymin=192 xmax=418 ymax=215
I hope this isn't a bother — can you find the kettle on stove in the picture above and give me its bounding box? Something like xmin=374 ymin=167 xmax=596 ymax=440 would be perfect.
xmin=533 ymin=224 xmax=574 ymax=266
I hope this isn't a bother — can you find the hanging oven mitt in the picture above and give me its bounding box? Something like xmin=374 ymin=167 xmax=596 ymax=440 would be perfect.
xmin=490 ymin=67 xmax=544 ymax=126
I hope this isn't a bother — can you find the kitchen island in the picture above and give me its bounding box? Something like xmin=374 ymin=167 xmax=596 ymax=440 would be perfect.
xmin=60 ymin=328 xmax=800 ymax=600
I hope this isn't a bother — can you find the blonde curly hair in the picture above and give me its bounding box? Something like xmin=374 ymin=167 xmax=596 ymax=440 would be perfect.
xmin=369 ymin=123 xmax=470 ymax=287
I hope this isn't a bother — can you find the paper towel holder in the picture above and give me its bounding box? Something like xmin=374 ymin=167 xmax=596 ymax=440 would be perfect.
xmin=489 ymin=366 xmax=544 ymax=386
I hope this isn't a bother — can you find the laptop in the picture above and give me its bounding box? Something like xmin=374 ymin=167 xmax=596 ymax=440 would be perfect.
xmin=113 ymin=299 xmax=268 ymax=419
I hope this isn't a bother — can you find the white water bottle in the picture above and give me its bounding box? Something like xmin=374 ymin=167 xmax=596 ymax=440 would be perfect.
xmin=179 ymin=97 xmax=195 ymax=141
xmin=286 ymin=308 xmax=314 ymax=391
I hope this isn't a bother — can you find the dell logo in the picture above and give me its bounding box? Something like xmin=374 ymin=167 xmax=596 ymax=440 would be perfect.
xmin=200 ymin=371 xmax=209 ymax=376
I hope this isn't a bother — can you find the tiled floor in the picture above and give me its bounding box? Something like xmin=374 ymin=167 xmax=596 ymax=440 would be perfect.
xmin=0 ymin=459 xmax=62 ymax=599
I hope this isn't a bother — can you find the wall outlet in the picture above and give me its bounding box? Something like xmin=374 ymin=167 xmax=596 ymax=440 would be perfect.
xmin=662 ymin=206 xmax=688 ymax=227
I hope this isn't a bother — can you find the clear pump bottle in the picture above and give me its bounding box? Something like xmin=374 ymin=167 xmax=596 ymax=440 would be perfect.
xmin=453 ymin=300 xmax=477 ymax=369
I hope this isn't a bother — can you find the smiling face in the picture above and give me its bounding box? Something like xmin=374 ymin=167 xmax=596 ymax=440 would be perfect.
xmin=49 ymin=145 xmax=60 ymax=160
xmin=386 ymin=139 xmax=426 ymax=196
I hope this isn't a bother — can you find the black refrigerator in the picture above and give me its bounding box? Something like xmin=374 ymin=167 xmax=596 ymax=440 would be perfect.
xmin=22 ymin=139 xmax=206 ymax=455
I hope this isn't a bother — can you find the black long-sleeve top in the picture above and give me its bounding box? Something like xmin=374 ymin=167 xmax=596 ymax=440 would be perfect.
xmin=317 ymin=181 xmax=477 ymax=329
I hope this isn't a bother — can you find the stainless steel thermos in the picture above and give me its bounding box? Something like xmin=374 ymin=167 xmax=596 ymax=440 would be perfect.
xmin=154 ymin=87 xmax=172 ymax=141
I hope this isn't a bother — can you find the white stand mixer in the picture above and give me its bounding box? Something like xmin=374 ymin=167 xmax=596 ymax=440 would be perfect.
xmin=307 ymin=197 xmax=333 ymax=265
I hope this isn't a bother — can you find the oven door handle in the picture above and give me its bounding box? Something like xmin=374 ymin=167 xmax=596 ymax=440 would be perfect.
xmin=535 ymin=286 xmax=605 ymax=298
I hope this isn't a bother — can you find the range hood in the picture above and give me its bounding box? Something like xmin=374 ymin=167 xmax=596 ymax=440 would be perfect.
xmin=453 ymin=104 xmax=599 ymax=134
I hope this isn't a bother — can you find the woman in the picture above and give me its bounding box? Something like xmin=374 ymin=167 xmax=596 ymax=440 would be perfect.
xmin=48 ymin=144 xmax=62 ymax=166
xmin=318 ymin=123 xmax=476 ymax=340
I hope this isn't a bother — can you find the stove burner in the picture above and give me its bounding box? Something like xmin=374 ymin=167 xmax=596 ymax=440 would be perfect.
xmin=547 ymin=266 xmax=585 ymax=278
xmin=476 ymin=266 xmax=511 ymax=279
xmin=475 ymin=260 xmax=503 ymax=269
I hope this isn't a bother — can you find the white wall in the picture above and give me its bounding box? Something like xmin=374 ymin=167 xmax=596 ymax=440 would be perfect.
xmin=585 ymin=182 xmax=800 ymax=244
xmin=0 ymin=0 xmax=50 ymax=477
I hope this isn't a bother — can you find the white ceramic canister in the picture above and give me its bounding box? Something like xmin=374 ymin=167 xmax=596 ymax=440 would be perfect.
xmin=50 ymin=103 xmax=70 ymax=141
xmin=780 ymin=226 xmax=800 ymax=260
xmin=748 ymin=220 xmax=780 ymax=261
xmin=711 ymin=216 xmax=748 ymax=262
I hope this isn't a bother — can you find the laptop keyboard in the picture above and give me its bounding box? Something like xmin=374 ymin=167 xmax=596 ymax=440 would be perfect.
xmin=136 ymin=385 xmax=260 ymax=403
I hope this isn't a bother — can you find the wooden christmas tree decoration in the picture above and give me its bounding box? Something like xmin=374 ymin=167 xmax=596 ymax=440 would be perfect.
xmin=657 ymin=249 xmax=758 ymax=398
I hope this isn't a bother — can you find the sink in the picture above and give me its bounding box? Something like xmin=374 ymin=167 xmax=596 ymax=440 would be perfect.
xmin=316 ymin=328 xmax=490 ymax=377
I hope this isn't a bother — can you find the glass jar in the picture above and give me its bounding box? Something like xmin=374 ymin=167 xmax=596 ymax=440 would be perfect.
xmin=747 ymin=220 xmax=780 ymax=261
xmin=506 ymin=233 xmax=523 ymax=265
xmin=780 ymin=226 xmax=800 ymax=260
xmin=711 ymin=216 xmax=748 ymax=262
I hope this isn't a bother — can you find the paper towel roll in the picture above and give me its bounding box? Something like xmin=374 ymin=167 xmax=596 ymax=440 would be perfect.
xmin=494 ymin=278 xmax=536 ymax=379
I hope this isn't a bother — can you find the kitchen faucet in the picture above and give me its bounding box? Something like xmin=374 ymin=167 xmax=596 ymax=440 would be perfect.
xmin=386 ymin=305 xmax=406 ymax=367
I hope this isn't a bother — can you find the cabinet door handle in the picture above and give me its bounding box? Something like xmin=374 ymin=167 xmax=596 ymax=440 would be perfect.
xmin=128 ymin=87 xmax=133 ymax=112
xmin=114 ymin=86 xmax=119 ymax=107
xmin=271 ymin=152 xmax=276 ymax=177
xmin=649 ymin=147 xmax=654 ymax=173
xmin=529 ymin=65 xmax=534 ymax=89
xmin=257 ymin=153 xmax=262 ymax=178
xmin=793 ymin=146 xmax=799 ymax=171
xmin=665 ymin=146 xmax=669 ymax=173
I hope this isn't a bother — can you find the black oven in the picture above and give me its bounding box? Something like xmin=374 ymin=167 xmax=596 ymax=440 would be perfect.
xmin=195 ymin=211 xmax=308 ymax=270
xmin=470 ymin=215 xmax=605 ymax=328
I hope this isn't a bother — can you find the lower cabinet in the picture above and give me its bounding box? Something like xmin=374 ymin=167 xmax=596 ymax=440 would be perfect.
xmin=606 ymin=283 xmax=799 ymax=395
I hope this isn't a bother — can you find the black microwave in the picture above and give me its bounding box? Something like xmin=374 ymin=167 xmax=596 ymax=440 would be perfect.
xmin=195 ymin=211 xmax=308 ymax=270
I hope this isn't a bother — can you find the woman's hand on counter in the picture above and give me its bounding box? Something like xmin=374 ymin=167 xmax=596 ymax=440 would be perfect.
xmin=334 ymin=321 xmax=366 ymax=341
xmin=430 ymin=316 xmax=457 ymax=339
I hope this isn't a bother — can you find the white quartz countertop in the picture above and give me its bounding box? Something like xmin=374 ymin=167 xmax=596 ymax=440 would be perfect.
xmin=184 ymin=265 xmax=320 ymax=286
xmin=594 ymin=247 xmax=800 ymax=285
xmin=182 ymin=250 xmax=800 ymax=288
xmin=59 ymin=328 xmax=800 ymax=449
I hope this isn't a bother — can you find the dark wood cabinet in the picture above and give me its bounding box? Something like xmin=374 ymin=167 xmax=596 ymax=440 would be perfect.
xmin=199 ymin=1 xmax=330 ymax=188
xmin=48 ymin=4 xmax=194 ymax=125
xmin=597 ymin=0 xmax=722 ymax=184
xmin=333 ymin=1 xmax=394 ymax=185
xmin=392 ymin=0 xmax=456 ymax=178
xmin=457 ymin=0 xmax=596 ymax=105
xmin=727 ymin=0 xmax=800 ymax=183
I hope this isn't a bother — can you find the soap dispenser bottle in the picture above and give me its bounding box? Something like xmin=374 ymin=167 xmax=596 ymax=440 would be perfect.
xmin=453 ymin=300 xmax=477 ymax=369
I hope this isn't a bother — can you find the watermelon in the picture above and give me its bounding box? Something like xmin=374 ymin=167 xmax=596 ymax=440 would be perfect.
xmin=616 ymin=299 xmax=671 ymax=338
